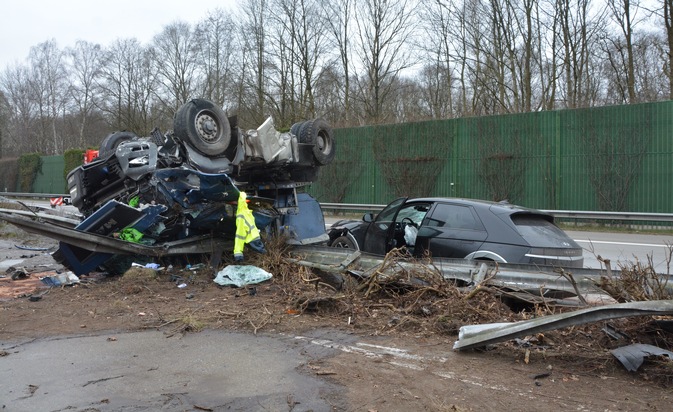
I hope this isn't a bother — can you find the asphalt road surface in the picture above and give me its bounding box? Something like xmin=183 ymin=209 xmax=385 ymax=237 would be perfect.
xmin=1 ymin=330 xmax=347 ymax=411
xmin=567 ymin=230 xmax=673 ymax=273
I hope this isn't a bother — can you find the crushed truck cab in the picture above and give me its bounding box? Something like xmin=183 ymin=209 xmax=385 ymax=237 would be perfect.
xmin=56 ymin=98 xmax=334 ymax=274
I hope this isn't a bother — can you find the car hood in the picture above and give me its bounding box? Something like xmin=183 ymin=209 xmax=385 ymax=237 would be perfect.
xmin=330 ymin=219 xmax=365 ymax=230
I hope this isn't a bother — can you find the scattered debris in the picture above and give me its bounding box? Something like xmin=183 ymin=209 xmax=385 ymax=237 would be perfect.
xmin=40 ymin=272 xmax=79 ymax=287
xmin=132 ymin=262 xmax=162 ymax=270
xmin=9 ymin=267 xmax=29 ymax=280
xmin=15 ymin=244 xmax=54 ymax=252
xmin=611 ymin=343 xmax=673 ymax=372
xmin=213 ymin=265 xmax=273 ymax=287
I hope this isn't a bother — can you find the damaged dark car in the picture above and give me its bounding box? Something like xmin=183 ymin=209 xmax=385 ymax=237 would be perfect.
xmin=327 ymin=197 xmax=584 ymax=268
xmin=53 ymin=98 xmax=335 ymax=275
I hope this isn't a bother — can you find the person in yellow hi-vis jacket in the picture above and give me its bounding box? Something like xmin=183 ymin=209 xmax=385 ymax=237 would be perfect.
xmin=234 ymin=191 xmax=267 ymax=262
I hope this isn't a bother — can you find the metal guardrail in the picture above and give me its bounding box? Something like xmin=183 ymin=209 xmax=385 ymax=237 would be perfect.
xmin=319 ymin=203 xmax=673 ymax=223
xmin=2 ymin=192 xmax=72 ymax=200
xmin=3 ymin=193 xmax=673 ymax=223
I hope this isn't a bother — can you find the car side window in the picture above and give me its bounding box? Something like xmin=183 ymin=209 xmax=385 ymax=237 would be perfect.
xmin=425 ymin=203 xmax=483 ymax=230
xmin=373 ymin=197 xmax=406 ymax=231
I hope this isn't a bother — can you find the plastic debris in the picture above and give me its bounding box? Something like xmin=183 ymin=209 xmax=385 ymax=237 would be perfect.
xmin=40 ymin=272 xmax=79 ymax=287
xmin=131 ymin=262 xmax=162 ymax=270
xmin=213 ymin=265 xmax=273 ymax=287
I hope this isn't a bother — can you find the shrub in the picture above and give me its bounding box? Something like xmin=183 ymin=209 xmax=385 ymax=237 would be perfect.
xmin=17 ymin=153 xmax=42 ymax=192
xmin=0 ymin=157 xmax=19 ymax=191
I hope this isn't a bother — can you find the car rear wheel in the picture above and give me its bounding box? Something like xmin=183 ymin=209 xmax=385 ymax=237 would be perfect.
xmin=331 ymin=235 xmax=358 ymax=249
xmin=174 ymin=99 xmax=231 ymax=156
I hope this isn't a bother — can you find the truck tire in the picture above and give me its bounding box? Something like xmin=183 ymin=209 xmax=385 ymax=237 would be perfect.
xmin=299 ymin=119 xmax=335 ymax=166
xmin=174 ymin=99 xmax=231 ymax=156
xmin=290 ymin=121 xmax=305 ymax=137
xmin=99 ymin=131 xmax=137 ymax=158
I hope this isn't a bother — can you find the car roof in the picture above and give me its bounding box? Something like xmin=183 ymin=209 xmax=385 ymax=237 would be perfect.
xmin=405 ymin=197 xmax=554 ymax=221
xmin=408 ymin=197 xmax=533 ymax=210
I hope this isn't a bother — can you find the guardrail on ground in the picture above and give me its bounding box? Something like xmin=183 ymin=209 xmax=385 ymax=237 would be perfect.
xmin=4 ymin=193 xmax=673 ymax=224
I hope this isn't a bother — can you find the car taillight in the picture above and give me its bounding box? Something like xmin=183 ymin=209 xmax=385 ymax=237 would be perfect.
xmin=528 ymin=247 xmax=582 ymax=257
xmin=526 ymin=247 xmax=584 ymax=268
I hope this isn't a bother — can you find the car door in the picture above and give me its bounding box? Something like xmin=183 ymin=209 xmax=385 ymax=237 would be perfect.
xmin=415 ymin=202 xmax=488 ymax=258
xmin=363 ymin=197 xmax=407 ymax=255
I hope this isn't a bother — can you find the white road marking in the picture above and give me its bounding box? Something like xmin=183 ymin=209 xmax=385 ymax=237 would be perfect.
xmin=294 ymin=336 xmax=542 ymax=402
xmin=574 ymin=239 xmax=668 ymax=248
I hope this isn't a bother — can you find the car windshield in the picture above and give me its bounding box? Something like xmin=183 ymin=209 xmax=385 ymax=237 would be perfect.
xmin=395 ymin=204 xmax=429 ymax=226
xmin=511 ymin=214 xmax=576 ymax=247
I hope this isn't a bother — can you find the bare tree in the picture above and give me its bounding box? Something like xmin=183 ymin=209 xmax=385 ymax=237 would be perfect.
xmin=0 ymin=64 xmax=39 ymax=155
xmin=237 ymin=0 xmax=269 ymax=126
xmin=631 ymin=32 xmax=669 ymax=101
xmin=97 ymin=39 xmax=157 ymax=134
xmin=265 ymin=0 xmax=296 ymax=125
xmin=194 ymin=9 xmax=240 ymax=109
xmin=28 ymin=40 xmax=69 ymax=154
xmin=606 ymin=0 xmax=641 ymax=103
xmin=0 ymin=91 xmax=5 ymax=157
xmin=417 ymin=0 xmax=456 ymax=119
xmin=556 ymin=0 xmax=601 ymax=108
xmin=352 ymin=0 xmax=417 ymax=123
xmin=471 ymin=0 xmax=543 ymax=113
xmin=267 ymin=0 xmax=329 ymax=126
xmin=66 ymin=41 xmax=103 ymax=148
xmin=416 ymin=64 xmax=453 ymax=119
xmin=313 ymin=64 xmax=347 ymax=126
xmin=151 ymin=21 xmax=199 ymax=115
xmin=451 ymin=0 xmax=486 ymax=116
xmin=323 ymin=0 xmax=354 ymax=124
xmin=663 ymin=0 xmax=673 ymax=98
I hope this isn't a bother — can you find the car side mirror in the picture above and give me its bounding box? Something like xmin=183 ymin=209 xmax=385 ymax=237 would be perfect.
xmin=363 ymin=213 xmax=374 ymax=222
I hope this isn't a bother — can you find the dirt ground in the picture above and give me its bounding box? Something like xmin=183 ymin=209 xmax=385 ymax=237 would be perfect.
xmin=1 ymin=221 xmax=673 ymax=411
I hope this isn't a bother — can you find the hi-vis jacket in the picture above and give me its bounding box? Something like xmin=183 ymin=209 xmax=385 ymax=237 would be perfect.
xmin=234 ymin=191 xmax=261 ymax=257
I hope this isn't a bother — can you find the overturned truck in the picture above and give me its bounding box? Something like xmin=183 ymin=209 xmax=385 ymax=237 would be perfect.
xmin=50 ymin=98 xmax=335 ymax=274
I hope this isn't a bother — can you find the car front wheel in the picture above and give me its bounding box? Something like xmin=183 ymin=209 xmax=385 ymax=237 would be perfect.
xmin=331 ymin=235 xmax=358 ymax=250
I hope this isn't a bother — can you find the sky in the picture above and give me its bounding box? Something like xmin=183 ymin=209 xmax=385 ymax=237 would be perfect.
xmin=0 ymin=0 xmax=237 ymax=69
